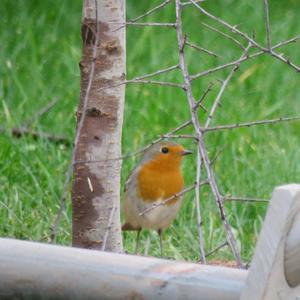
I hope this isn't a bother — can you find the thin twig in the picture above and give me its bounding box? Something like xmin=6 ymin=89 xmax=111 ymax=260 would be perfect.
xmin=190 ymin=50 xmax=262 ymax=81
xmin=139 ymin=185 xmax=195 ymax=216
xmin=201 ymin=22 xmax=246 ymax=50
xmin=126 ymin=79 xmax=185 ymax=89
xmin=114 ymin=22 xmax=176 ymax=28
xmin=272 ymin=35 xmax=300 ymax=49
xmin=161 ymin=134 xmax=197 ymax=139
xmin=101 ymin=204 xmax=117 ymax=251
xmin=113 ymin=0 xmax=172 ymax=32
xmin=224 ymin=196 xmax=269 ymax=203
xmin=139 ymin=182 xmax=208 ymax=216
xmin=195 ymin=148 xmax=206 ymax=263
xmin=263 ymin=0 xmax=271 ymax=49
xmin=133 ymin=64 xmax=179 ymax=81
xmin=205 ymin=116 xmax=300 ymax=132
xmin=191 ymin=0 xmax=300 ymax=72
xmin=186 ymin=41 xmax=220 ymax=58
xmin=210 ymin=145 xmax=227 ymax=166
xmin=50 ymin=164 xmax=72 ymax=243
xmin=205 ymin=241 xmax=228 ymax=257
xmin=193 ymin=82 xmax=214 ymax=112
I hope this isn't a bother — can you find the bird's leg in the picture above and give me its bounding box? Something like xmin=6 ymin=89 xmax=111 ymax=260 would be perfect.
xmin=157 ymin=229 xmax=163 ymax=257
xmin=135 ymin=228 xmax=141 ymax=255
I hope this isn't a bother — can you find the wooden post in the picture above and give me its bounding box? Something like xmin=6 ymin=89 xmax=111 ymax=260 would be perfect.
xmin=240 ymin=184 xmax=300 ymax=299
xmin=0 ymin=238 xmax=247 ymax=300
xmin=72 ymin=0 xmax=125 ymax=252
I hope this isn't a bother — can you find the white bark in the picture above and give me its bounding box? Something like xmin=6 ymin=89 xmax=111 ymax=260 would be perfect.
xmin=72 ymin=0 xmax=125 ymax=252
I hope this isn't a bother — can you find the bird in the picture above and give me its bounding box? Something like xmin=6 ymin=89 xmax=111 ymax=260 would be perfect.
xmin=122 ymin=141 xmax=192 ymax=257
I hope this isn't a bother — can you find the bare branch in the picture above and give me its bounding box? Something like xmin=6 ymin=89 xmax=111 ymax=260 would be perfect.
xmin=175 ymin=0 xmax=244 ymax=268
xmin=139 ymin=182 xmax=208 ymax=216
xmin=224 ymin=196 xmax=269 ymax=203
xmin=205 ymin=116 xmax=300 ymax=132
xmin=205 ymin=241 xmax=228 ymax=257
xmin=125 ymin=79 xmax=185 ymax=89
xmin=101 ymin=204 xmax=117 ymax=251
xmin=195 ymin=148 xmax=206 ymax=263
xmin=190 ymin=50 xmax=263 ymax=81
xmin=128 ymin=0 xmax=172 ymax=23
xmin=191 ymin=0 xmax=300 ymax=72
xmin=190 ymin=0 xmax=263 ymax=49
xmin=263 ymin=0 xmax=271 ymax=49
xmin=210 ymin=145 xmax=227 ymax=166
xmin=272 ymin=35 xmax=300 ymax=49
xmin=193 ymin=82 xmax=215 ymax=112
xmin=50 ymin=164 xmax=72 ymax=243
xmin=114 ymin=22 xmax=176 ymax=28
xmin=133 ymin=64 xmax=179 ymax=81
xmin=201 ymin=22 xmax=246 ymax=51
xmin=161 ymin=134 xmax=197 ymax=139
xmin=191 ymin=35 xmax=300 ymax=81
xmin=268 ymin=49 xmax=300 ymax=72
xmin=186 ymin=40 xmax=220 ymax=58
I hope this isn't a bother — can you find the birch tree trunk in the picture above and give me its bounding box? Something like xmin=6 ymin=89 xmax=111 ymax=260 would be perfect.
xmin=72 ymin=0 xmax=125 ymax=252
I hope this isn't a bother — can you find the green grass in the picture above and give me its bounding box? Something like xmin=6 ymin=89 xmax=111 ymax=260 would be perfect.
xmin=0 ymin=0 xmax=300 ymax=264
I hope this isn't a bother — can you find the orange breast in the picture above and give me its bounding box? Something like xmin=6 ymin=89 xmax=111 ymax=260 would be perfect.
xmin=137 ymin=162 xmax=184 ymax=205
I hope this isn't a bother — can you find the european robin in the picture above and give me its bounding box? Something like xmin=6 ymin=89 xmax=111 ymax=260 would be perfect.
xmin=122 ymin=141 xmax=192 ymax=256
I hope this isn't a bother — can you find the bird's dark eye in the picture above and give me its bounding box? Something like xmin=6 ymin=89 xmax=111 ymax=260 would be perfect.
xmin=161 ymin=147 xmax=169 ymax=154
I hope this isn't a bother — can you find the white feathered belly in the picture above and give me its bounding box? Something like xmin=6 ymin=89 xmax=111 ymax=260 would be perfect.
xmin=124 ymin=193 xmax=182 ymax=230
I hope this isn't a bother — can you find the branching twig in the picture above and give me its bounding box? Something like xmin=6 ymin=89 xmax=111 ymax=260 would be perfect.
xmin=175 ymin=0 xmax=244 ymax=268
xmin=114 ymin=0 xmax=172 ymax=32
xmin=190 ymin=0 xmax=300 ymax=72
xmin=205 ymin=116 xmax=300 ymax=132
xmin=133 ymin=64 xmax=179 ymax=81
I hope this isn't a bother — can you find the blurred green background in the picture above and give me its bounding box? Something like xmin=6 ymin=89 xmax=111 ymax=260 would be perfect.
xmin=0 ymin=0 xmax=299 ymax=263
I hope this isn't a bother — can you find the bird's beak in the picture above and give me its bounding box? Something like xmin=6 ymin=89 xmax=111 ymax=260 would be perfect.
xmin=181 ymin=149 xmax=192 ymax=156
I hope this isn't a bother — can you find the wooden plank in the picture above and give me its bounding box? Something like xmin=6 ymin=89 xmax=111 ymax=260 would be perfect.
xmin=240 ymin=184 xmax=300 ymax=299
xmin=285 ymin=212 xmax=300 ymax=287
xmin=0 ymin=238 xmax=247 ymax=300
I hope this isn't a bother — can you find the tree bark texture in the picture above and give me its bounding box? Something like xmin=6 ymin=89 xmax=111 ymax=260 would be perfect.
xmin=72 ymin=0 xmax=125 ymax=252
